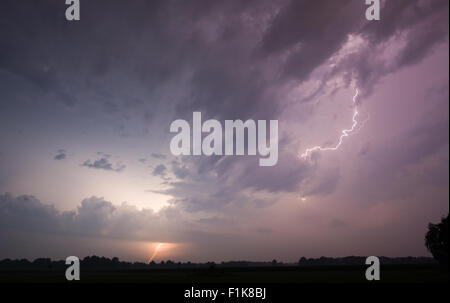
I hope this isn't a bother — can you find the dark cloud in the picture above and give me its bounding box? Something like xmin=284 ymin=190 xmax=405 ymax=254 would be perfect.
xmin=358 ymin=143 xmax=371 ymax=157
xmin=1 ymin=0 xmax=446 ymax=198
xmin=0 ymin=193 xmax=168 ymax=241
xmin=260 ymin=0 xmax=363 ymax=80
xmin=347 ymin=0 xmax=447 ymax=95
xmin=82 ymin=157 xmax=125 ymax=172
xmin=0 ymin=193 xmax=260 ymax=261
xmin=171 ymin=161 xmax=190 ymax=180
xmin=152 ymin=164 xmax=167 ymax=177
xmin=152 ymin=149 xmax=310 ymax=213
xmin=236 ymin=153 xmax=310 ymax=193
xmin=97 ymin=152 xmax=112 ymax=158
xmin=151 ymin=153 xmax=166 ymax=160
xmin=0 ymin=194 xmax=62 ymax=234
xmin=361 ymin=0 xmax=447 ymax=45
xmin=53 ymin=149 xmax=66 ymax=160
xmin=0 ymin=0 xmax=446 ymax=120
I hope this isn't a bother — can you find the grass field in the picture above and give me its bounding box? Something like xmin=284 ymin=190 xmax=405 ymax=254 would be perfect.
xmin=0 ymin=264 xmax=447 ymax=283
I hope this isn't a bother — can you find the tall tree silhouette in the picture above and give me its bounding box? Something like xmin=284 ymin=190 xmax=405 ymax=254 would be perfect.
xmin=425 ymin=214 xmax=448 ymax=267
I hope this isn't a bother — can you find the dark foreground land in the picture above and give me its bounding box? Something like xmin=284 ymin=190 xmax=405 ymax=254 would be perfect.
xmin=0 ymin=264 xmax=447 ymax=283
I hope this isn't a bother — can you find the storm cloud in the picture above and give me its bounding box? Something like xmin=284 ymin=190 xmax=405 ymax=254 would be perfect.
xmin=0 ymin=0 xmax=448 ymax=261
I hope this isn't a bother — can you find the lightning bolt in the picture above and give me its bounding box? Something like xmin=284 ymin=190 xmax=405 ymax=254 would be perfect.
xmin=299 ymin=88 xmax=361 ymax=159
xmin=148 ymin=243 xmax=163 ymax=263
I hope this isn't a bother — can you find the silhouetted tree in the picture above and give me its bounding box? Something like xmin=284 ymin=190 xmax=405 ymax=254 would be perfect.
xmin=207 ymin=261 xmax=216 ymax=271
xmin=298 ymin=257 xmax=307 ymax=266
xmin=425 ymin=214 xmax=448 ymax=267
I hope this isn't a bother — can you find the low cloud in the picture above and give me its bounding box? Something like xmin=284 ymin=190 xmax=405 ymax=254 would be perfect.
xmin=53 ymin=149 xmax=66 ymax=161
xmin=152 ymin=164 xmax=167 ymax=177
xmin=82 ymin=158 xmax=125 ymax=172
xmin=0 ymin=193 xmax=176 ymax=242
xmin=171 ymin=161 xmax=190 ymax=180
xmin=0 ymin=193 xmax=256 ymax=261
xmin=151 ymin=153 xmax=167 ymax=160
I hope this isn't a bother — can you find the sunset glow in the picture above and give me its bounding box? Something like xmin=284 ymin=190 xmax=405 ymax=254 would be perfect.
xmin=148 ymin=243 xmax=164 ymax=264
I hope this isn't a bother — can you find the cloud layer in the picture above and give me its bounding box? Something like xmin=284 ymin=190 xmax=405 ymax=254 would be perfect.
xmin=0 ymin=0 xmax=448 ymax=261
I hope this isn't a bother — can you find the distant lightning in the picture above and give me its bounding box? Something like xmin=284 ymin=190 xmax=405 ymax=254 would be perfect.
xmin=148 ymin=243 xmax=163 ymax=263
xmin=299 ymin=89 xmax=362 ymax=159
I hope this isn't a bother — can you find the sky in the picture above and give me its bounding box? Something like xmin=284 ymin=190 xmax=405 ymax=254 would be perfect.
xmin=0 ymin=0 xmax=448 ymax=263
